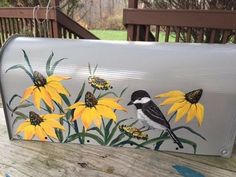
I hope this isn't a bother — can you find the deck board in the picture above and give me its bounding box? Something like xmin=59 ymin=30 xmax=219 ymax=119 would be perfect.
xmin=0 ymin=108 xmax=236 ymax=177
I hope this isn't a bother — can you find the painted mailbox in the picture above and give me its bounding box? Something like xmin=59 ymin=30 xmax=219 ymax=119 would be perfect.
xmin=0 ymin=36 xmax=236 ymax=157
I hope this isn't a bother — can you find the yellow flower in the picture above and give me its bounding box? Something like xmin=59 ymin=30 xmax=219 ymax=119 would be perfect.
xmin=155 ymin=89 xmax=204 ymax=126
xmin=68 ymin=91 xmax=127 ymax=129
xmin=16 ymin=111 xmax=65 ymax=141
xmin=21 ymin=71 xmax=70 ymax=110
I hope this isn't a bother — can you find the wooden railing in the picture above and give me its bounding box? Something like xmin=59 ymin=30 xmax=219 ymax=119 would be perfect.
xmin=123 ymin=0 xmax=236 ymax=43
xmin=0 ymin=6 xmax=98 ymax=47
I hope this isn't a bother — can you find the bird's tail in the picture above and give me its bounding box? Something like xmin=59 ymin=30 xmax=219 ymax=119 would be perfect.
xmin=166 ymin=128 xmax=184 ymax=149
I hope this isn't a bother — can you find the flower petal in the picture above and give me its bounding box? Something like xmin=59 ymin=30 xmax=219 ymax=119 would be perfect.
xmin=35 ymin=125 xmax=47 ymax=141
xmin=42 ymin=114 xmax=64 ymax=120
xmin=93 ymin=115 xmax=102 ymax=128
xmin=156 ymin=90 xmax=185 ymax=98
xmin=47 ymin=81 xmax=70 ymax=96
xmin=40 ymin=87 xmax=54 ymax=111
xmin=96 ymin=105 xmax=117 ymax=122
xmin=44 ymin=85 xmax=62 ymax=105
xmin=160 ymin=96 xmax=185 ymax=106
xmin=40 ymin=122 xmax=58 ymax=139
xmin=196 ymin=103 xmax=204 ymax=127
xmin=32 ymin=88 xmax=42 ymax=110
xmin=186 ymin=104 xmax=197 ymax=123
xmin=16 ymin=120 xmax=31 ymax=133
xmin=44 ymin=119 xmax=65 ymax=130
xmin=68 ymin=101 xmax=85 ymax=110
xmin=20 ymin=86 xmax=36 ymax=103
xmin=47 ymin=75 xmax=71 ymax=82
xmin=175 ymin=102 xmax=191 ymax=122
xmin=23 ymin=125 xmax=35 ymax=140
xmin=81 ymin=107 xmax=97 ymax=129
xmin=167 ymin=100 xmax=187 ymax=115
xmin=98 ymin=99 xmax=127 ymax=112
xmin=72 ymin=106 xmax=86 ymax=121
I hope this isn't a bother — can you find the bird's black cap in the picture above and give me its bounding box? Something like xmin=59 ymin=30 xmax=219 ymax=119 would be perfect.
xmin=127 ymin=90 xmax=151 ymax=105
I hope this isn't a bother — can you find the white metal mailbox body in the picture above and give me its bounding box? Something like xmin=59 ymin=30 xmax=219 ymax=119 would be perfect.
xmin=0 ymin=36 xmax=236 ymax=157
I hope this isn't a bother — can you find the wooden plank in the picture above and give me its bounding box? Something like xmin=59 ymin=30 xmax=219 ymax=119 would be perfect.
xmin=175 ymin=27 xmax=180 ymax=42
xmin=0 ymin=18 xmax=5 ymax=46
xmin=2 ymin=18 xmax=8 ymax=40
xmin=186 ymin=27 xmax=191 ymax=42
xmin=210 ymin=29 xmax=216 ymax=43
xmin=155 ymin=25 xmax=160 ymax=42
xmin=197 ymin=28 xmax=204 ymax=43
xmin=56 ymin=11 xmax=98 ymax=39
xmin=123 ymin=9 xmax=236 ymax=29
xmin=145 ymin=25 xmax=150 ymax=41
xmin=165 ymin=26 xmax=170 ymax=42
xmin=136 ymin=25 xmax=140 ymax=41
xmin=234 ymin=30 xmax=236 ymax=44
xmin=222 ymin=30 xmax=229 ymax=43
xmin=0 ymin=8 xmax=56 ymax=20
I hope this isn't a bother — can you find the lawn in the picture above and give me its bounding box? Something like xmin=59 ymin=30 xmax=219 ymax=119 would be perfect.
xmin=90 ymin=29 xmax=175 ymax=42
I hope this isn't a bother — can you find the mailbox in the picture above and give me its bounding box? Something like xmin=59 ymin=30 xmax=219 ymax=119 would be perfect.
xmin=0 ymin=35 xmax=236 ymax=157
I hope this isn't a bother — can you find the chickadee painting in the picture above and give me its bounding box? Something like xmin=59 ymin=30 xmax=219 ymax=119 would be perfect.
xmin=127 ymin=90 xmax=183 ymax=149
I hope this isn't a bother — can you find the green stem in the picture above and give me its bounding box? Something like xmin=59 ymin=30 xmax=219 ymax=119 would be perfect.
xmin=93 ymin=88 xmax=97 ymax=94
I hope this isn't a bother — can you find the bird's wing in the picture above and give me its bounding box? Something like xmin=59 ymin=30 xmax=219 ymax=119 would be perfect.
xmin=142 ymin=101 xmax=170 ymax=129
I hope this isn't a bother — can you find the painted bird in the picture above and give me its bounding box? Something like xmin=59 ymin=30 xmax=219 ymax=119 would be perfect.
xmin=127 ymin=90 xmax=184 ymax=149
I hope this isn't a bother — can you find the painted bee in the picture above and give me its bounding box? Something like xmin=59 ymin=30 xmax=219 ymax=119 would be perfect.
xmin=119 ymin=125 xmax=148 ymax=140
xmin=88 ymin=63 xmax=113 ymax=90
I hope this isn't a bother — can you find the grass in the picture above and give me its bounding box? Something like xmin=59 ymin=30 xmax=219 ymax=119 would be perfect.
xmin=90 ymin=29 xmax=176 ymax=42
xmin=90 ymin=30 xmax=127 ymax=41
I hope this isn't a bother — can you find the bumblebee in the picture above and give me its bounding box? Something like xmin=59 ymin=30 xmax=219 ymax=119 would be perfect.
xmin=88 ymin=63 xmax=112 ymax=90
xmin=119 ymin=125 xmax=148 ymax=140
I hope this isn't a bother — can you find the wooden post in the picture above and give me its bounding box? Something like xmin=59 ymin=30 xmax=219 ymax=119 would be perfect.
xmin=51 ymin=0 xmax=60 ymax=38
xmin=126 ymin=0 xmax=138 ymax=41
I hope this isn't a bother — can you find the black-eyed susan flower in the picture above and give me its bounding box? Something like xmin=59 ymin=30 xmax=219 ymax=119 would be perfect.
xmin=16 ymin=111 xmax=65 ymax=141
xmin=20 ymin=71 xmax=70 ymax=110
xmin=67 ymin=91 xmax=127 ymax=129
xmin=155 ymin=89 xmax=204 ymax=126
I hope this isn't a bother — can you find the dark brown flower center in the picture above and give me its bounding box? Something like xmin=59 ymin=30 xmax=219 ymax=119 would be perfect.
xmin=85 ymin=91 xmax=98 ymax=107
xmin=33 ymin=71 xmax=47 ymax=87
xmin=185 ymin=89 xmax=203 ymax=104
xmin=29 ymin=111 xmax=44 ymax=126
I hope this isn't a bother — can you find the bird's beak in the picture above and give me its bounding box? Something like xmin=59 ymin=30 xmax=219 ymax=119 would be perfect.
xmin=127 ymin=101 xmax=133 ymax=106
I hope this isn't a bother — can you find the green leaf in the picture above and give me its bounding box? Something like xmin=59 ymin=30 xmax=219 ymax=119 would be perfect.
xmin=119 ymin=87 xmax=128 ymax=97
xmin=12 ymin=116 xmax=27 ymax=129
xmin=5 ymin=64 xmax=34 ymax=81
xmin=22 ymin=49 xmax=34 ymax=75
xmin=75 ymin=82 xmax=85 ymax=103
xmin=107 ymin=118 xmax=128 ymax=145
xmin=112 ymin=138 xmax=149 ymax=149
xmin=93 ymin=64 xmax=98 ymax=75
xmin=6 ymin=104 xmax=28 ymax=118
xmin=8 ymin=94 xmax=21 ymax=106
xmin=11 ymin=103 xmax=33 ymax=115
xmin=60 ymin=94 xmax=71 ymax=106
xmin=88 ymin=63 xmax=92 ymax=75
xmin=97 ymin=91 xmax=118 ymax=99
xmin=172 ymin=126 xmax=206 ymax=141
xmin=87 ymin=127 xmax=104 ymax=137
xmin=66 ymin=133 xmax=104 ymax=145
xmin=139 ymin=136 xmax=170 ymax=147
xmin=50 ymin=58 xmax=67 ymax=75
xmin=46 ymin=52 xmax=54 ymax=76
xmin=109 ymin=133 xmax=126 ymax=146
xmin=65 ymin=133 xmax=79 ymax=143
xmin=55 ymin=129 xmax=63 ymax=143
xmin=178 ymin=138 xmax=197 ymax=154
xmin=104 ymin=119 xmax=113 ymax=144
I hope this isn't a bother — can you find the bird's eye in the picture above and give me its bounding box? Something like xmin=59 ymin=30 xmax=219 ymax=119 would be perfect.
xmin=138 ymin=97 xmax=142 ymax=100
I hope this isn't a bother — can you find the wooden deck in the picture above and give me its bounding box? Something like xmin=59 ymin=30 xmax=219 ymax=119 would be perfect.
xmin=0 ymin=107 xmax=235 ymax=177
